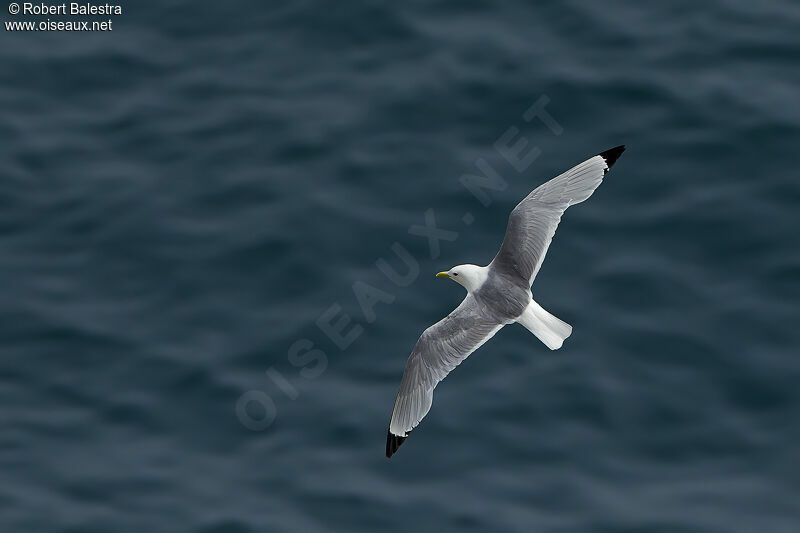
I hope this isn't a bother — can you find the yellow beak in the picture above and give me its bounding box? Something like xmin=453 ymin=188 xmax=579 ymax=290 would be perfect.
xmin=436 ymin=271 xmax=450 ymax=278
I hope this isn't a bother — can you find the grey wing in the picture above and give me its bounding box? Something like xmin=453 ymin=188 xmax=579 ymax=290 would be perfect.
xmin=490 ymin=146 xmax=625 ymax=286
xmin=386 ymin=295 xmax=504 ymax=457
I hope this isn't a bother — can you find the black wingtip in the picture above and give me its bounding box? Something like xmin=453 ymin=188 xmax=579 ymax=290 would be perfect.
xmin=599 ymin=145 xmax=626 ymax=171
xmin=385 ymin=431 xmax=407 ymax=458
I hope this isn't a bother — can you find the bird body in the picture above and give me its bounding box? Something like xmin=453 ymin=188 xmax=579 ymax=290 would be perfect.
xmin=386 ymin=146 xmax=625 ymax=458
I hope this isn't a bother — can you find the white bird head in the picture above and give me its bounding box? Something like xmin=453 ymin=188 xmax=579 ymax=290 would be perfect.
xmin=436 ymin=264 xmax=488 ymax=292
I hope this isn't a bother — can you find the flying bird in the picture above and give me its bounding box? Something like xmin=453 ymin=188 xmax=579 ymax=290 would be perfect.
xmin=386 ymin=146 xmax=625 ymax=458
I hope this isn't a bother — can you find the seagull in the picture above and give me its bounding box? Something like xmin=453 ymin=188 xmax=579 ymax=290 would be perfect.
xmin=386 ymin=146 xmax=625 ymax=458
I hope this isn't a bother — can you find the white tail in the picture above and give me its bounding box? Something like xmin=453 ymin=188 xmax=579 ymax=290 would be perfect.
xmin=517 ymin=300 xmax=572 ymax=350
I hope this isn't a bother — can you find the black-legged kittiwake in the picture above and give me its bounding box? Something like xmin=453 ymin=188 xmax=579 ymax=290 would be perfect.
xmin=386 ymin=146 xmax=626 ymax=458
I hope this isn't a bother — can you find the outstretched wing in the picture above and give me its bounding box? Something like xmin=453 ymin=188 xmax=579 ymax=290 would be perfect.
xmin=386 ymin=295 xmax=505 ymax=457
xmin=490 ymin=146 xmax=625 ymax=286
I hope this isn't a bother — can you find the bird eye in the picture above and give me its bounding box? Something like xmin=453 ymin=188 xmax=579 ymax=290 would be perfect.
xmin=453 ymin=272 xmax=458 ymax=276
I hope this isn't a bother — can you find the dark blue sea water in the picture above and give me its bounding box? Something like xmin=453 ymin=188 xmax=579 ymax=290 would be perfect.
xmin=2 ymin=1 xmax=800 ymax=531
